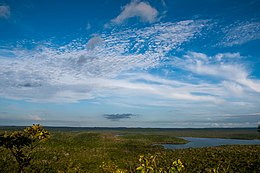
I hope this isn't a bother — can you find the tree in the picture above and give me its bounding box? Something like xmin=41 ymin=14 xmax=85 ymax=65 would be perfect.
xmin=0 ymin=124 xmax=50 ymax=173
xmin=258 ymin=124 xmax=260 ymax=133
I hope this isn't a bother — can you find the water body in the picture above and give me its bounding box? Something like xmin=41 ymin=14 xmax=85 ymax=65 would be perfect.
xmin=162 ymin=137 xmax=260 ymax=149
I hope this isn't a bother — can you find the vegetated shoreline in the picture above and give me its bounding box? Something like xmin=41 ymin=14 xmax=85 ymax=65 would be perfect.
xmin=1 ymin=126 xmax=259 ymax=140
xmin=0 ymin=125 xmax=257 ymax=130
xmin=1 ymin=126 xmax=260 ymax=172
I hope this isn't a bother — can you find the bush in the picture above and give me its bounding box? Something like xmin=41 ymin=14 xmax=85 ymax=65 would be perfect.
xmin=0 ymin=124 xmax=50 ymax=173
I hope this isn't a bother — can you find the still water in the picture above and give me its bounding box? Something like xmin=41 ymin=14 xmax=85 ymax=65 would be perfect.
xmin=162 ymin=137 xmax=260 ymax=149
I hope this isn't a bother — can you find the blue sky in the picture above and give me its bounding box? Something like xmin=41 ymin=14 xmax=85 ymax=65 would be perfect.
xmin=0 ymin=0 xmax=260 ymax=128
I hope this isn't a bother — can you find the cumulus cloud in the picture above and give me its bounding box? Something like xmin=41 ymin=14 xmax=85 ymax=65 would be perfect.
xmin=111 ymin=0 xmax=158 ymax=24
xmin=215 ymin=52 xmax=241 ymax=61
xmin=0 ymin=5 xmax=10 ymax=19
xmin=104 ymin=113 xmax=136 ymax=121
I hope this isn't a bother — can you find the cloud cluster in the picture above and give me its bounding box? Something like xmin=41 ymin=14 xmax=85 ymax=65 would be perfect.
xmin=0 ymin=20 xmax=259 ymax=119
xmin=0 ymin=17 xmax=259 ymax=127
xmin=104 ymin=113 xmax=136 ymax=121
xmin=0 ymin=19 xmax=208 ymax=103
xmin=1 ymin=1 xmax=260 ymax=128
xmin=111 ymin=0 xmax=158 ymax=24
xmin=222 ymin=21 xmax=260 ymax=46
xmin=173 ymin=51 xmax=260 ymax=93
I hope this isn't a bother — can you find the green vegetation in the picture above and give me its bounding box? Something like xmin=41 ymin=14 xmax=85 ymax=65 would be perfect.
xmin=135 ymin=155 xmax=184 ymax=173
xmin=0 ymin=124 xmax=50 ymax=173
xmin=0 ymin=126 xmax=260 ymax=172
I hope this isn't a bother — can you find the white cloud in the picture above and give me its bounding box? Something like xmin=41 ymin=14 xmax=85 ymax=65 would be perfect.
xmin=186 ymin=51 xmax=209 ymax=61
xmin=215 ymin=52 xmax=241 ymax=61
xmin=0 ymin=5 xmax=10 ymax=19
xmin=111 ymin=0 xmax=158 ymax=24
xmin=222 ymin=81 xmax=244 ymax=95
xmin=27 ymin=115 xmax=42 ymax=121
xmin=0 ymin=20 xmax=207 ymax=103
xmin=0 ymin=19 xmax=259 ymax=115
xmin=175 ymin=51 xmax=260 ymax=93
xmin=105 ymin=20 xmax=207 ymax=56
xmin=222 ymin=22 xmax=260 ymax=46
xmin=188 ymin=63 xmax=247 ymax=80
xmin=237 ymin=78 xmax=260 ymax=93
xmin=86 ymin=35 xmax=103 ymax=50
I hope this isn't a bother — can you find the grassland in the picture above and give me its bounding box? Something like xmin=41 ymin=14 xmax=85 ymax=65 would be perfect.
xmin=0 ymin=127 xmax=260 ymax=172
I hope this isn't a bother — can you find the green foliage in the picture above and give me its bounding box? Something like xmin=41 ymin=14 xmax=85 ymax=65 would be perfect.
xmin=100 ymin=161 xmax=127 ymax=173
xmin=99 ymin=154 xmax=184 ymax=173
xmin=170 ymin=159 xmax=185 ymax=173
xmin=136 ymin=155 xmax=157 ymax=173
xmin=120 ymin=134 xmax=187 ymax=145
xmin=0 ymin=124 xmax=50 ymax=172
xmin=136 ymin=154 xmax=184 ymax=173
xmin=257 ymin=124 xmax=260 ymax=133
xmin=1 ymin=128 xmax=260 ymax=172
xmin=166 ymin=145 xmax=260 ymax=173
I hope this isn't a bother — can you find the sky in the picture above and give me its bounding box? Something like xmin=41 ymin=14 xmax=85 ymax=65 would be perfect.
xmin=0 ymin=0 xmax=260 ymax=128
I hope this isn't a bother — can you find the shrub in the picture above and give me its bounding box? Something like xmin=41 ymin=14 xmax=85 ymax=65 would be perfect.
xmin=0 ymin=124 xmax=50 ymax=173
xmin=136 ymin=154 xmax=184 ymax=173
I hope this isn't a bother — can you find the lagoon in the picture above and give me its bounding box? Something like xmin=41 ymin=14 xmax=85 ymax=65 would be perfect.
xmin=162 ymin=137 xmax=260 ymax=149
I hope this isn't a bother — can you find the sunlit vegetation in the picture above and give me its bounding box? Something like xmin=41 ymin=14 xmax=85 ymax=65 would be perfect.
xmin=0 ymin=126 xmax=260 ymax=172
xmin=0 ymin=124 xmax=50 ymax=172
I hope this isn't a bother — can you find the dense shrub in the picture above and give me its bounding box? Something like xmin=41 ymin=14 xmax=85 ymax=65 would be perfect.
xmin=0 ymin=124 xmax=50 ymax=173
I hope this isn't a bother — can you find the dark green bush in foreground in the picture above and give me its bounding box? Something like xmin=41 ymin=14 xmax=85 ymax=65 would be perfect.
xmin=0 ymin=125 xmax=50 ymax=173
